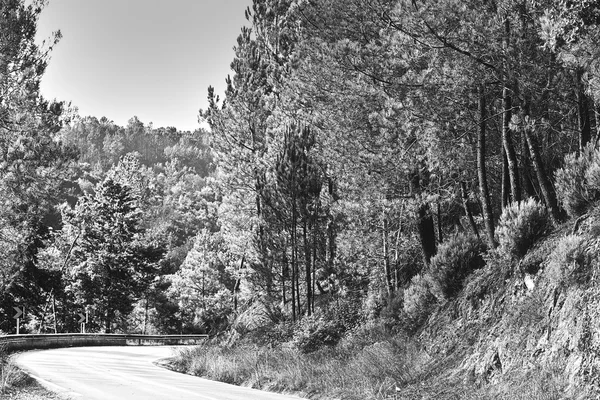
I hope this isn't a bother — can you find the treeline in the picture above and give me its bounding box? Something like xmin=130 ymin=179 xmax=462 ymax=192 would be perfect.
xmin=0 ymin=107 xmax=220 ymax=332
xmin=0 ymin=0 xmax=220 ymax=334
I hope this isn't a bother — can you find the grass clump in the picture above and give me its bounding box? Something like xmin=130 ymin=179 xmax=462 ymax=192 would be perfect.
xmin=496 ymin=198 xmax=553 ymax=259
xmin=429 ymin=233 xmax=486 ymax=300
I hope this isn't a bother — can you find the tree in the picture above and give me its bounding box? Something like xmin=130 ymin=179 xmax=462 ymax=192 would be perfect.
xmin=64 ymin=178 xmax=162 ymax=333
xmin=168 ymin=230 xmax=236 ymax=334
xmin=0 ymin=0 xmax=77 ymax=331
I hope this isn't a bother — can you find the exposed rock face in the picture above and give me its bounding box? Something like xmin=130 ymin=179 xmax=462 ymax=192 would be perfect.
xmin=415 ymin=208 xmax=600 ymax=396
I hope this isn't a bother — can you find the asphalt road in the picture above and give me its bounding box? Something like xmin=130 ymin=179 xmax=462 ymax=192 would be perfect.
xmin=14 ymin=346 xmax=303 ymax=400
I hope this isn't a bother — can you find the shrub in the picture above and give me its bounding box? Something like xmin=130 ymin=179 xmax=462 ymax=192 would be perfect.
xmin=496 ymin=198 xmax=552 ymax=259
xmin=403 ymin=274 xmax=436 ymax=330
xmin=338 ymin=319 xmax=397 ymax=352
xmin=429 ymin=234 xmax=487 ymax=300
xmin=544 ymin=234 xmax=591 ymax=287
xmin=379 ymin=288 xmax=404 ymax=321
xmin=555 ymin=144 xmax=600 ymax=217
xmin=293 ymin=315 xmax=345 ymax=354
xmin=293 ymin=296 xmax=363 ymax=353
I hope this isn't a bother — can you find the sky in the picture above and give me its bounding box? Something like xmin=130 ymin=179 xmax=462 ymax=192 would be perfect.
xmin=35 ymin=0 xmax=252 ymax=132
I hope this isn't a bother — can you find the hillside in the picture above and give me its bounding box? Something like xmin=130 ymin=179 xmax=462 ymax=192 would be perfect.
xmin=171 ymin=199 xmax=600 ymax=399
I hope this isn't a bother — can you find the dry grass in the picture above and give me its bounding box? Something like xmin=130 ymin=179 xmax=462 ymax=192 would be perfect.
xmin=172 ymin=336 xmax=426 ymax=399
xmin=1 ymin=344 xmax=65 ymax=400
xmin=172 ymin=336 xmax=591 ymax=400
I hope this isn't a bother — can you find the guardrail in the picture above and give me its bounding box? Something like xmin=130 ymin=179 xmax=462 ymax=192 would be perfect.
xmin=0 ymin=333 xmax=208 ymax=352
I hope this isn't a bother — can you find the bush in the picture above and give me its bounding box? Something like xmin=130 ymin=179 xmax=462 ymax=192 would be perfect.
xmin=545 ymin=234 xmax=591 ymax=287
xmin=293 ymin=296 xmax=363 ymax=354
xmin=555 ymin=144 xmax=600 ymax=217
xmin=379 ymin=288 xmax=404 ymax=321
xmin=403 ymin=274 xmax=436 ymax=330
xmin=496 ymin=198 xmax=553 ymax=259
xmin=293 ymin=315 xmax=346 ymax=354
xmin=429 ymin=234 xmax=487 ymax=300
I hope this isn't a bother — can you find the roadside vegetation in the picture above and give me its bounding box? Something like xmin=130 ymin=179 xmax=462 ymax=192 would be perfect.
xmin=1 ymin=344 xmax=63 ymax=400
xmin=172 ymin=195 xmax=600 ymax=399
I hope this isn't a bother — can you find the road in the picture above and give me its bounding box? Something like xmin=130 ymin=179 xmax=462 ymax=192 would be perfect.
xmin=14 ymin=346 xmax=303 ymax=400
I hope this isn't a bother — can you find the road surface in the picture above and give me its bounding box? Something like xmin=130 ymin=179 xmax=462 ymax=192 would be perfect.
xmin=14 ymin=346 xmax=303 ymax=400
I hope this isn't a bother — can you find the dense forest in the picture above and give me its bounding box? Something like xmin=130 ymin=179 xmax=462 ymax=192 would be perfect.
xmin=3 ymin=0 xmax=600 ymax=397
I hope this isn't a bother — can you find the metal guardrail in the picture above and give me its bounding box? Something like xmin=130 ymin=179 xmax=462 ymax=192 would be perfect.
xmin=0 ymin=333 xmax=208 ymax=352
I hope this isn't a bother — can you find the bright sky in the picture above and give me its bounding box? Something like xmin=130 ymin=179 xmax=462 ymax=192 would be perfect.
xmin=35 ymin=0 xmax=252 ymax=132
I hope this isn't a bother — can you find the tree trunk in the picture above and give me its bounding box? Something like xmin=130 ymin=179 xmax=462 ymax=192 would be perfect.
xmin=460 ymin=181 xmax=480 ymax=239
xmin=501 ymin=147 xmax=510 ymax=209
xmin=503 ymin=85 xmax=521 ymax=203
xmin=295 ymin=246 xmax=301 ymax=318
xmin=311 ymin=217 xmax=317 ymax=314
xmin=576 ymin=68 xmax=592 ymax=153
xmin=105 ymin=310 xmax=112 ymax=333
xmin=52 ymin=294 xmax=57 ymax=334
xmin=303 ymin=219 xmax=312 ymax=316
xmin=521 ymin=131 xmax=535 ymax=199
xmin=290 ymin=229 xmax=296 ymax=322
xmin=523 ymin=128 xmax=563 ymax=223
xmin=436 ymin=202 xmax=443 ymax=243
xmin=382 ymin=217 xmax=394 ymax=296
xmin=326 ymin=178 xmax=337 ymax=275
xmin=478 ymin=87 xmax=497 ymax=248
xmin=281 ymin=251 xmax=287 ymax=308
xmin=393 ymin=222 xmax=402 ymax=289
xmin=142 ymin=298 xmax=148 ymax=335
xmin=417 ymin=204 xmax=437 ymax=267
xmin=594 ymin=102 xmax=600 ymax=144
xmin=410 ymin=170 xmax=437 ymax=267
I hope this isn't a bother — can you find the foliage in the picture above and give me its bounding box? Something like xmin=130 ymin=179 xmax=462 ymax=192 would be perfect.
xmin=63 ymin=178 xmax=163 ymax=332
xmin=168 ymin=230 xmax=236 ymax=334
xmin=555 ymin=145 xmax=600 ymax=217
xmin=293 ymin=314 xmax=346 ymax=354
xmin=429 ymin=234 xmax=487 ymax=300
xmin=403 ymin=274 xmax=437 ymax=330
xmin=496 ymin=198 xmax=553 ymax=259
xmin=0 ymin=0 xmax=78 ymax=330
xmin=293 ymin=295 xmax=363 ymax=353
xmin=544 ymin=234 xmax=591 ymax=288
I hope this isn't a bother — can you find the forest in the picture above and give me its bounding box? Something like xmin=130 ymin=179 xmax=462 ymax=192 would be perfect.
xmin=3 ymin=0 xmax=600 ymax=397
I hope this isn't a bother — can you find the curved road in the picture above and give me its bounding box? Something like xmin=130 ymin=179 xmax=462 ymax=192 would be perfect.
xmin=14 ymin=346 xmax=302 ymax=400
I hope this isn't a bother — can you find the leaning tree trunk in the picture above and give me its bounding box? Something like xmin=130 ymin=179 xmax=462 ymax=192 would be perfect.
xmin=382 ymin=216 xmax=394 ymax=296
xmin=503 ymin=85 xmax=521 ymax=203
xmin=521 ymin=131 xmax=536 ymax=199
xmin=594 ymin=100 xmax=600 ymax=144
xmin=478 ymin=87 xmax=497 ymax=248
xmin=523 ymin=128 xmax=563 ymax=223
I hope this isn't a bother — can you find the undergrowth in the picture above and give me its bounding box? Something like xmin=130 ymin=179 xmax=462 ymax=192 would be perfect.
xmin=172 ymin=202 xmax=600 ymax=399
